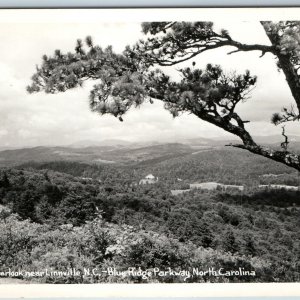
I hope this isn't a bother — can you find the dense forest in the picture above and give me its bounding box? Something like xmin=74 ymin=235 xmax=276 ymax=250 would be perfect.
xmin=0 ymin=150 xmax=299 ymax=282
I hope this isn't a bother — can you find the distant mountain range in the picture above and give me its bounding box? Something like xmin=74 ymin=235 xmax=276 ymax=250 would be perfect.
xmin=0 ymin=143 xmax=194 ymax=167
xmin=2 ymin=134 xmax=300 ymax=151
xmin=69 ymin=139 xmax=134 ymax=148
xmin=0 ymin=134 xmax=299 ymax=168
xmin=69 ymin=134 xmax=300 ymax=148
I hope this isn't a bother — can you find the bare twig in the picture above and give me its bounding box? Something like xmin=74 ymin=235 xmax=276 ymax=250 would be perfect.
xmin=280 ymin=125 xmax=289 ymax=152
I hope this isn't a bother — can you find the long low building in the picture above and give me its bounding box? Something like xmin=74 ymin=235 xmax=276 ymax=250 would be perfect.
xmin=170 ymin=182 xmax=299 ymax=196
xmin=170 ymin=189 xmax=191 ymax=196
xmin=190 ymin=182 xmax=244 ymax=191
xmin=259 ymin=184 xmax=299 ymax=191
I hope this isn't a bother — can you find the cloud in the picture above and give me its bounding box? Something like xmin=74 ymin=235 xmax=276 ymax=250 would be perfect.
xmin=0 ymin=18 xmax=298 ymax=148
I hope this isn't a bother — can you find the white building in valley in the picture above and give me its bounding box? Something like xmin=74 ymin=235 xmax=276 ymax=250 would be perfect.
xmin=139 ymin=174 xmax=158 ymax=185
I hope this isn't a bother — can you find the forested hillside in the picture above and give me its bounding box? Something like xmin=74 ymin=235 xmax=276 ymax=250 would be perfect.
xmin=0 ymin=159 xmax=299 ymax=282
xmin=18 ymin=146 xmax=300 ymax=187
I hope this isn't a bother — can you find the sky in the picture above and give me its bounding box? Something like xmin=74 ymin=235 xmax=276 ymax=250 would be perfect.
xmin=0 ymin=9 xmax=299 ymax=148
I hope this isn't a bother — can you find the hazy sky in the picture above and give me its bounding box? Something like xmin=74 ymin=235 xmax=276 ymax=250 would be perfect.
xmin=0 ymin=9 xmax=299 ymax=148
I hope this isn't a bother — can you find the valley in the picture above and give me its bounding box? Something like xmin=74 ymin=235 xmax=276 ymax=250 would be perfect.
xmin=0 ymin=139 xmax=299 ymax=283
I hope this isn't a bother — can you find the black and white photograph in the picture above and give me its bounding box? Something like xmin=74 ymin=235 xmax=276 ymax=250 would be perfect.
xmin=0 ymin=8 xmax=300 ymax=286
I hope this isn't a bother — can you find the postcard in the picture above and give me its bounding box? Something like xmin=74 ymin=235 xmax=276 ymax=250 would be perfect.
xmin=0 ymin=7 xmax=299 ymax=298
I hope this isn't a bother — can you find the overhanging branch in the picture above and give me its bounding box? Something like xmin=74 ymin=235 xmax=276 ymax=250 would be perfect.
xmin=228 ymin=144 xmax=300 ymax=171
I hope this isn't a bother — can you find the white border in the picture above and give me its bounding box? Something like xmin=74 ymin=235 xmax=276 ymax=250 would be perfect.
xmin=0 ymin=7 xmax=300 ymax=23
xmin=0 ymin=7 xmax=300 ymax=298
xmin=0 ymin=283 xmax=300 ymax=297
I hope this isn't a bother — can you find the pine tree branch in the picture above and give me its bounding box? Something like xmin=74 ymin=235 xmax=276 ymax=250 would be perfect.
xmin=228 ymin=144 xmax=300 ymax=171
xmin=27 ymin=26 xmax=300 ymax=172
xmin=137 ymin=22 xmax=276 ymax=67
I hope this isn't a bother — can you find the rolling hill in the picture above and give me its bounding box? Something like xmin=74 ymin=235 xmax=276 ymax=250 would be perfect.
xmin=1 ymin=136 xmax=299 ymax=187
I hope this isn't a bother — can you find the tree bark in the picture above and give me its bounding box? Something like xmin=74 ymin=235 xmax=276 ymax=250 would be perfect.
xmin=275 ymin=53 xmax=300 ymax=113
xmin=261 ymin=21 xmax=300 ymax=114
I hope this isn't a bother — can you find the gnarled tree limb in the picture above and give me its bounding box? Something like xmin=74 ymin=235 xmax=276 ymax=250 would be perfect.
xmin=27 ymin=23 xmax=300 ymax=172
xmin=229 ymin=144 xmax=300 ymax=171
